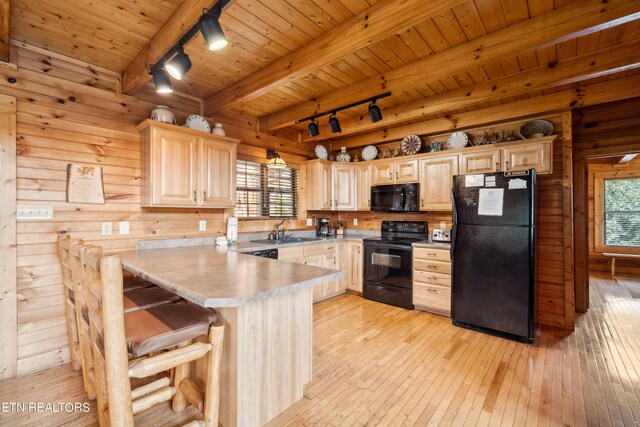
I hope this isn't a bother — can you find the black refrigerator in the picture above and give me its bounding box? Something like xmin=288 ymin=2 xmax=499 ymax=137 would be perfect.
xmin=451 ymin=169 xmax=535 ymax=343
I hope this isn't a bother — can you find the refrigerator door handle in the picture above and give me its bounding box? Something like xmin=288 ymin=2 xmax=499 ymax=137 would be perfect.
xmin=451 ymin=187 xmax=458 ymax=259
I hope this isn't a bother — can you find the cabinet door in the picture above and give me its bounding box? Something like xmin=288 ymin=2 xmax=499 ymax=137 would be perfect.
xmin=459 ymin=149 xmax=501 ymax=174
xmin=332 ymin=164 xmax=356 ymax=210
xmin=356 ymin=163 xmax=371 ymax=211
xmin=419 ymin=154 xmax=459 ymax=211
xmin=338 ymin=242 xmax=349 ymax=291
xmin=306 ymin=161 xmax=332 ymax=210
xmin=394 ymin=159 xmax=419 ymax=183
xmin=348 ymin=242 xmax=363 ymax=293
xmin=305 ymin=254 xmax=324 ymax=302
xmin=371 ymin=161 xmax=394 ymax=185
xmin=200 ymin=138 xmax=237 ymax=207
xmin=150 ymin=127 xmax=198 ymax=206
xmin=502 ymin=141 xmax=552 ymax=174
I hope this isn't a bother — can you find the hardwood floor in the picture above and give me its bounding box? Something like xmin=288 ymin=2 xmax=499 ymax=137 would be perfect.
xmin=1 ymin=273 xmax=638 ymax=426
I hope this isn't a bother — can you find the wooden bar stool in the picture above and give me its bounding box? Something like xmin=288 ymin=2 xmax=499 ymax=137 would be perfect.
xmin=83 ymin=247 xmax=224 ymax=427
xmin=57 ymin=235 xmax=82 ymax=371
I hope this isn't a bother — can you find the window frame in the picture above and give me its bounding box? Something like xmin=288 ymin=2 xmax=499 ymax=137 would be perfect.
xmin=234 ymin=158 xmax=299 ymax=220
xmin=594 ymin=169 xmax=640 ymax=255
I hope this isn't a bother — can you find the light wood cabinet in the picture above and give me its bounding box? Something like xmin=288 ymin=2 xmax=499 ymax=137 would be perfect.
xmin=502 ymin=140 xmax=552 ymax=174
xmin=372 ymin=159 xmax=419 ymax=185
xmin=413 ymin=247 xmax=451 ymax=316
xmin=356 ymin=163 xmax=371 ymax=211
xmin=460 ymin=148 xmax=501 ymax=174
xmin=306 ymin=160 xmax=332 ymax=210
xmin=347 ymin=241 xmax=363 ymax=293
xmin=138 ymin=120 xmax=239 ymax=208
xmin=278 ymin=247 xmax=304 ymax=264
xmin=332 ymin=164 xmax=356 ymax=210
xmin=419 ymin=154 xmax=459 ymax=211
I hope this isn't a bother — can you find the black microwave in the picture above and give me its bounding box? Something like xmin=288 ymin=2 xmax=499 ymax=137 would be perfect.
xmin=370 ymin=183 xmax=419 ymax=212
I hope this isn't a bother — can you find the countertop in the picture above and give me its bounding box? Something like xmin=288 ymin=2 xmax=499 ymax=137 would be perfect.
xmin=412 ymin=239 xmax=452 ymax=250
xmin=231 ymin=235 xmax=367 ymax=253
xmin=119 ymin=245 xmax=344 ymax=308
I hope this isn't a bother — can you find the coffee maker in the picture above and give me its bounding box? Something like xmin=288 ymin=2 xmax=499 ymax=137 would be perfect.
xmin=316 ymin=218 xmax=332 ymax=237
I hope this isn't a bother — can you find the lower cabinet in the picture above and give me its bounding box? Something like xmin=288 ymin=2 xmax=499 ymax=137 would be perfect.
xmin=413 ymin=247 xmax=452 ymax=316
xmin=347 ymin=241 xmax=363 ymax=293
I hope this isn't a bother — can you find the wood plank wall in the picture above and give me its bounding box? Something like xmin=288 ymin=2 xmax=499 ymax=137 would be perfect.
xmin=587 ymin=159 xmax=640 ymax=275
xmin=572 ymin=97 xmax=640 ymax=311
xmin=0 ymin=44 xmax=312 ymax=376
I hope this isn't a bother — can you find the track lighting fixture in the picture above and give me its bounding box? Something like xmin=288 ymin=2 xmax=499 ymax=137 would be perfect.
xmin=368 ymin=100 xmax=383 ymax=123
xmin=165 ymin=47 xmax=192 ymax=80
xmin=152 ymin=66 xmax=173 ymax=94
xmin=329 ymin=113 xmax=341 ymax=134
xmin=308 ymin=119 xmax=319 ymax=137
xmin=295 ymin=92 xmax=391 ymax=136
xmin=200 ymin=12 xmax=228 ymax=51
xmin=149 ymin=0 xmax=231 ymax=93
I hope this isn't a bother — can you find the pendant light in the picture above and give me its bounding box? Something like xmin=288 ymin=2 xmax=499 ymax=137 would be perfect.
xmin=152 ymin=66 xmax=173 ymax=94
xmin=267 ymin=149 xmax=287 ymax=169
xmin=308 ymin=119 xmax=319 ymax=137
xmin=329 ymin=113 xmax=341 ymax=134
xmin=200 ymin=12 xmax=228 ymax=51
xmin=165 ymin=47 xmax=192 ymax=80
xmin=368 ymin=100 xmax=383 ymax=123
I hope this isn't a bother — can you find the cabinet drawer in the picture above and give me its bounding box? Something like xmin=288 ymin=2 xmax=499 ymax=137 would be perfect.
xmin=413 ymin=283 xmax=451 ymax=314
xmin=323 ymin=243 xmax=337 ymax=254
xmin=413 ymin=270 xmax=451 ymax=287
xmin=413 ymin=247 xmax=450 ymax=262
xmin=413 ymin=259 xmax=451 ymax=274
xmin=303 ymin=244 xmax=324 ymax=257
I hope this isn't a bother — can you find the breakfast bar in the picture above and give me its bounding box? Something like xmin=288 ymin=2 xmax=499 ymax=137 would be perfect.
xmin=119 ymin=246 xmax=344 ymax=427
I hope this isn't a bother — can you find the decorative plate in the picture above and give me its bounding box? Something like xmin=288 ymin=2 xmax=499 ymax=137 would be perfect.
xmin=185 ymin=115 xmax=210 ymax=133
xmin=519 ymin=120 xmax=554 ymax=139
xmin=361 ymin=145 xmax=378 ymax=161
xmin=314 ymin=144 xmax=328 ymax=160
xmin=446 ymin=132 xmax=469 ymax=149
xmin=401 ymin=134 xmax=422 ymax=155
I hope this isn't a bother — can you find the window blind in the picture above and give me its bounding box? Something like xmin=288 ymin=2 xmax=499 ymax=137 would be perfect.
xmin=234 ymin=159 xmax=298 ymax=219
xmin=604 ymin=177 xmax=640 ymax=247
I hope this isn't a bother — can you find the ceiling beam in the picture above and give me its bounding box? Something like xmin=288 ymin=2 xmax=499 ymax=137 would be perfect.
xmin=121 ymin=0 xmax=215 ymax=95
xmin=301 ymin=39 xmax=640 ymax=142
xmin=618 ymin=154 xmax=638 ymax=164
xmin=260 ymin=0 xmax=640 ymax=132
xmin=328 ymin=74 xmax=640 ymax=150
xmin=203 ymin=0 xmax=467 ymax=115
xmin=0 ymin=0 xmax=9 ymax=62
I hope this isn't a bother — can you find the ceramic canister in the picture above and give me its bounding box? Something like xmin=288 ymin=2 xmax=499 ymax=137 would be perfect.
xmin=150 ymin=105 xmax=176 ymax=124
xmin=212 ymin=123 xmax=226 ymax=136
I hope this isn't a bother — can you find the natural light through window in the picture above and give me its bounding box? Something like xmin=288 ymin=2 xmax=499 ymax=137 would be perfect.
xmin=235 ymin=160 xmax=297 ymax=219
xmin=603 ymin=177 xmax=640 ymax=247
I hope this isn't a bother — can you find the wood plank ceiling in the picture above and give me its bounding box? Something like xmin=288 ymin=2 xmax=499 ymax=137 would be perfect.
xmin=9 ymin=0 xmax=640 ymax=146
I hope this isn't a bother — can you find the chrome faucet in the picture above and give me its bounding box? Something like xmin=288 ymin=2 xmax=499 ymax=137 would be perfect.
xmin=274 ymin=220 xmax=287 ymax=240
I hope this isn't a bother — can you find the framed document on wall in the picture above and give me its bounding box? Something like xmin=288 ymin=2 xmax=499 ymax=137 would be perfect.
xmin=66 ymin=163 xmax=105 ymax=204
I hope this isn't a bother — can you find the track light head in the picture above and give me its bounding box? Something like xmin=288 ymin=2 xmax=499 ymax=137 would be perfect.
xmin=308 ymin=119 xmax=319 ymax=137
xmin=329 ymin=113 xmax=341 ymax=134
xmin=152 ymin=66 xmax=173 ymax=94
xmin=165 ymin=47 xmax=192 ymax=80
xmin=368 ymin=100 xmax=383 ymax=123
xmin=200 ymin=12 xmax=228 ymax=51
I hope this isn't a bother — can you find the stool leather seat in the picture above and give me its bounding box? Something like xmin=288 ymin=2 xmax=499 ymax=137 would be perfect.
xmin=123 ymin=287 xmax=181 ymax=313
xmin=124 ymin=304 xmax=217 ymax=357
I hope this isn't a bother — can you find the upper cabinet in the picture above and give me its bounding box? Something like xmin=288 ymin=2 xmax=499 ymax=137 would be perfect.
xmin=372 ymin=158 xmax=419 ymax=185
xmin=460 ymin=148 xmax=501 ymax=174
xmin=138 ymin=120 xmax=239 ymax=208
xmin=419 ymin=154 xmax=459 ymax=211
xmin=502 ymin=140 xmax=552 ymax=174
xmin=332 ymin=164 xmax=356 ymax=210
xmin=356 ymin=163 xmax=372 ymax=211
xmin=306 ymin=160 xmax=333 ymax=210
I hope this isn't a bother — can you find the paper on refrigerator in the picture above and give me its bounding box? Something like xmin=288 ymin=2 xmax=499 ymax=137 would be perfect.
xmin=478 ymin=188 xmax=504 ymax=216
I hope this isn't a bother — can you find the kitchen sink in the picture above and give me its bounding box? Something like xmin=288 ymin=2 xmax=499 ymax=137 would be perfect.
xmin=251 ymin=237 xmax=324 ymax=245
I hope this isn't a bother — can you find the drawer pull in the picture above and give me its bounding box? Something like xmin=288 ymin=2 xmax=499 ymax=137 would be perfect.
xmin=427 ymin=265 xmax=437 ymax=269
xmin=427 ymin=289 xmax=438 ymax=294
xmin=426 ymin=253 xmax=437 ymax=257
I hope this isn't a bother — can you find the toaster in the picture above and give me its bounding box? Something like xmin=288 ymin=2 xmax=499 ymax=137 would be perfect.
xmin=431 ymin=228 xmax=452 ymax=242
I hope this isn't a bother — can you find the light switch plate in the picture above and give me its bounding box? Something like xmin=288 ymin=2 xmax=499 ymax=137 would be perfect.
xmin=102 ymin=222 xmax=113 ymax=236
xmin=353 ymin=218 xmax=358 ymax=225
xmin=440 ymin=221 xmax=447 ymax=228
xmin=119 ymin=221 xmax=130 ymax=235
xmin=17 ymin=205 xmax=53 ymax=220
xmin=199 ymin=220 xmax=207 ymax=231
xmin=306 ymin=218 xmax=313 ymax=226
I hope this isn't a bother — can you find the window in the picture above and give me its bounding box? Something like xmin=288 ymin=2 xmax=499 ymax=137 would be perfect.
xmin=235 ymin=160 xmax=297 ymax=219
xmin=595 ymin=171 xmax=640 ymax=253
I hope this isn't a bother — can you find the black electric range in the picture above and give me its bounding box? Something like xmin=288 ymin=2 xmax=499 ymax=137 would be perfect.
xmin=362 ymin=221 xmax=429 ymax=309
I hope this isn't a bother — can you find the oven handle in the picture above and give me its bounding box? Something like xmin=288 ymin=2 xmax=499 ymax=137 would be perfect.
xmin=364 ymin=242 xmax=413 ymax=251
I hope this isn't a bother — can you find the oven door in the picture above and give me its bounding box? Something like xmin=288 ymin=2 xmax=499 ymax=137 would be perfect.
xmin=363 ymin=242 xmax=412 ymax=288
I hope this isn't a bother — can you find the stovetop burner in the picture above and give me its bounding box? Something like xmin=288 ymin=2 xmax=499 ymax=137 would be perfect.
xmin=364 ymin=221 xmax=429 ymax=245
xmin=363 ymin=236 xmax=429 ymax=245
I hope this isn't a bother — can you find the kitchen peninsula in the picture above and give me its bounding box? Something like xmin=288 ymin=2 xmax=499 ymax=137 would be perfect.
xmin=119 ymin=245 xmax=344 ymax=427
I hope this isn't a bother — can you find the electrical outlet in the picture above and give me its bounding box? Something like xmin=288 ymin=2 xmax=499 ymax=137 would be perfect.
xmin=101 ymin=222 xmax=113 ymax=236
xmin=17 ymin=205 xmax=53 ymax=220
xmin=306 ymin=218 xmax=313 ymax=226
xmin=199 ymin=220 xmax=207 ymax=231
xmin=119 ymin=221 xmax=130 ymax=235
xmin=353 ymin=218 xmax=358 ymax=225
